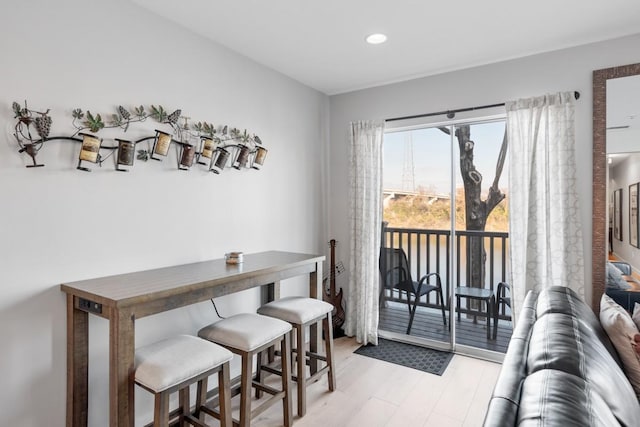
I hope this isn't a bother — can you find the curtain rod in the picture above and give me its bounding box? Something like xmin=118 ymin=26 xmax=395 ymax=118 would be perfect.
xmin=385 ymin=91 xmax=581 ymax=123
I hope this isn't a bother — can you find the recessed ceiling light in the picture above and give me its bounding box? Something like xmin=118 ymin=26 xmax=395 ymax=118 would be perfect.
xmin=366 ymin=33 xmax=387 ymax=45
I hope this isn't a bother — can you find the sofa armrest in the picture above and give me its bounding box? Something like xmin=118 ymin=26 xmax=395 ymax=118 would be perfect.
xmin=611 ymin=261 xmax=632 ymax=275
xmin=483 ymin=290 xmax=539 ymax=426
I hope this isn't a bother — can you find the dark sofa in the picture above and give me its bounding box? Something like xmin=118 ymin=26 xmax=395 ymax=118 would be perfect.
xmin=483 ymin=286 xmax=640 ymax=426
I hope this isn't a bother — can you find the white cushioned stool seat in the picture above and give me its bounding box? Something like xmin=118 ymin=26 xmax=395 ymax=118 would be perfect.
xmin=135 ymin=334 xmax=233 ymax=393
xmin=198 ymin=313 xmax=292 ymax=352
xmin=256 ymin=296 xmax=337 ymax=418
xmin=258 ymin=296 xmax=334 ymax=324
xmin=199 ymin=313 xmax=294 ymax=426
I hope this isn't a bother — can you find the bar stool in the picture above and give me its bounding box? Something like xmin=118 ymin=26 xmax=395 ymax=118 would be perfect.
xmin=134 ymin=334 xmax=233 ymax=427
xmin=198 ymin=313 xmax=293 ymax=427
xmin=257 ymin=296 xmax=336 ymax=417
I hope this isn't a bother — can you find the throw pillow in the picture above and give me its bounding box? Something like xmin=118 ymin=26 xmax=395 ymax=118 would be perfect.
xmin=606 ymin=262 xmax=631 ymax=290
xmin=600 ymin=293 xmax=640 ymax=398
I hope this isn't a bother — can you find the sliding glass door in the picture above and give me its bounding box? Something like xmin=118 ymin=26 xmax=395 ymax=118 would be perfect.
xmin=379 ymin=116 xmax=511 ymax=359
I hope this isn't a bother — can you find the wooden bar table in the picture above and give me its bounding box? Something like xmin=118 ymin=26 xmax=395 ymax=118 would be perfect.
xmin=61 ymin=250 xmax=324 ymax=427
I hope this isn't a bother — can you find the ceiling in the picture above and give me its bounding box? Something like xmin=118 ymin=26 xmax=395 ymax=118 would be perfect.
xmin=133 ymin=0 xmax=640 ymax=95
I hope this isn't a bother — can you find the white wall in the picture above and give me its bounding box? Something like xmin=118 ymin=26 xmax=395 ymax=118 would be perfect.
xmin=329 ymin=33 xmax=640 ymax=307
xmin=0 ymin=1 xmax=328 ymax=426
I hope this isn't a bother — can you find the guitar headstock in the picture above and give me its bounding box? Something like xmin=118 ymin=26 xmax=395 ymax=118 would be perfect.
xmin=328 ymin=239 xmax=337 ymax=248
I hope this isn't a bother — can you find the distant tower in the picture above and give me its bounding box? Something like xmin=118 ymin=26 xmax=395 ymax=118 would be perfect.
xmin=401 ymin=133 xmax=415 ymax=192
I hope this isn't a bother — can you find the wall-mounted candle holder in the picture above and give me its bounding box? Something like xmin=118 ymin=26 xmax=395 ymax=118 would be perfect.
xmin=151 ymin=130 xmax=172 ymax=160
xmin=115 ymin=138 xmax=135 ymax=172
xmin=232 ymin=145 xmax=251 ymax=170
xmin=197 ymin=136 xmax=215 ymax=166
xmin=77 ymin=133 xmax=102 ymax=172
xmin=210 ymin=147 xmax=230 ymax=174
xmin=178 ymin=143 xmax=196 ymax=170
xmin=11 ymin=101 xmax=268 ymax=174
xmin=251 ymin=146 xmax=268 ymax=170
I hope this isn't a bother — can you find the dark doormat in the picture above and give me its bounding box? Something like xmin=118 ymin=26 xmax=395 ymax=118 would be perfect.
xmin=354 ymin=338 xmax=453 ymax=376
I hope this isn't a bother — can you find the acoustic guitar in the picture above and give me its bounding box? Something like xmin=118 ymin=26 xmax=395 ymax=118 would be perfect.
xmin=324 ymin=239 xmax=346 ymax=336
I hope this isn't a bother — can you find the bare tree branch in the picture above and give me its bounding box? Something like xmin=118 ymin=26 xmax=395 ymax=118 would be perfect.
xmin=491 ymin=129 xmax=507 ymax=191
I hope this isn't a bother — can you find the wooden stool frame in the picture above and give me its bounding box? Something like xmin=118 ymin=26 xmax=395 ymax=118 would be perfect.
xmin=256 ymin=311 xmax=336 ymax=417
xmin=200 ymin=333 xmax=293 ymax=427
xmin=135 ymin=360 xmax=232 ymax=427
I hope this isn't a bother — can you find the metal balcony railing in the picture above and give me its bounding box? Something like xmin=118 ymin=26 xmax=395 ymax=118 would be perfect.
xmin=381 ymin=225 xmax=511 ymax=320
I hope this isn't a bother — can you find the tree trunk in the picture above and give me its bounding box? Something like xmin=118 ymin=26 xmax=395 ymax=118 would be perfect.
xmin=456 ymin=125 xmax=487 ymax=288
xmin=439 ymin=124 xmax=507 ymax=316
xmin=457 ymin=125 xmax=508 ymax=317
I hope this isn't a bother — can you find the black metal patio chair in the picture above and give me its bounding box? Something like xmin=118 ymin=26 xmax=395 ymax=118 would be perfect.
xmin=379 ymin=247 xmax=447 ymax=334
xmin=493 ymin=281 xmax=511 ymax=339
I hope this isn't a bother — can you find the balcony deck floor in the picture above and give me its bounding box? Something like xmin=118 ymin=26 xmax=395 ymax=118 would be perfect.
xmin=378 ymin=302 xmax=513 ymax=353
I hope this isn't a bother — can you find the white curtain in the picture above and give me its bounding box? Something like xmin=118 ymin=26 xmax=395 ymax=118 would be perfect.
xmin=344 ymin=120 xmax=384 ymax=345
xmin=506 ymin=92 xmax=585 ymax=320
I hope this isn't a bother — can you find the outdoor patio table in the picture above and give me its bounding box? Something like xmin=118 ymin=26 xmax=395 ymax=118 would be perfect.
xmin=455 ymin=286 xmax=495 ymax=340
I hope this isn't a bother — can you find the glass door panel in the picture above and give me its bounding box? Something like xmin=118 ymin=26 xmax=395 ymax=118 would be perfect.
xmin=380 ymin=127 xmax=452 ymax=349
xmin=451 ymin=120 xmax=511 ymax=355
xmin=380 ymin=118 xmax=512 ymax=357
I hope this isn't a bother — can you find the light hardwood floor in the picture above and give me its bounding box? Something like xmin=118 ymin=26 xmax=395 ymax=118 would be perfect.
xmin=213 ymin=336 xmax=501 ymax=427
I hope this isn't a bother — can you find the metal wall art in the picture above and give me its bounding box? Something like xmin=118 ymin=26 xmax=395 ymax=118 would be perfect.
xmin=11 ymin=101 xmax=267 ymax=173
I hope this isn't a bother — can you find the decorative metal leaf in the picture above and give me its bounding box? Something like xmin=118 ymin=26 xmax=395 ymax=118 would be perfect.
xmin=134 ymin=105 xmax=145 ymax=117
xmin=110 ymin=114 xmax=122 ymax=127
xmin=254 ymin=135 xmax=262 ymax=145
xmin=222 ymin=125 xmax=228 ymax=135
xmin=72 ymin=108 xmax=84 ymax=119
xmin=12 ymin=102 xmax=22 ymax=118
xmin=137 ymin=149 xmax=149 ymax=161
xmin=193 ymin=122 xmax=203 ymax=132
xmin=150 ymin=105 xmax=167 ymax=122
xmin=85 ymin=111 xmax=105 ymax=133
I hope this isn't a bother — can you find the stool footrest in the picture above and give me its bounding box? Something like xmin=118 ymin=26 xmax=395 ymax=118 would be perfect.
xmin=249 ymin=392 xmax=286 ymax=420
xmin=252 ymin=381 xmax=280 ymax=396
xmin=307 ymin=365 xmax=329 ymax=385
xmin=306 ymin=351 xmax=327 ymax=363
xmin=200 ymin=405 xmax=239 ymax=427
xmin=182 ymin=413 xmax=209 ymax=427
xmin=260 ymin=365 xmax=282 ymax=376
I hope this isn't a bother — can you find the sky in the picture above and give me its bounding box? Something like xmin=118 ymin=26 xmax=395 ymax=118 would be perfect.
xmin=383 ymin=120 xmax=508 ymax=195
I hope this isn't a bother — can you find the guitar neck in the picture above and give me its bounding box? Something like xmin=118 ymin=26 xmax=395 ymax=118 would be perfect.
xmin=329 ymin=239 xmax=337 ymax=297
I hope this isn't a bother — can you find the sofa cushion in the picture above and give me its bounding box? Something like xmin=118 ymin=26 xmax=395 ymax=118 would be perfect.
xmin=526 ymin=311 xmax=639 ymax=424
xmin=600 ymin=293 xmax=640 ymax=398
xmin=518 ymin=370 xmax=623 ymax=426
xmin=534 ymin=286 xmax=621 ymax=365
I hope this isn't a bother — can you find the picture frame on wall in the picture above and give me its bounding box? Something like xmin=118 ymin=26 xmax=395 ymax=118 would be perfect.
xmin=615 ymin=188 xmax=623 ymax=241
xmin=630 ymin=183 xmax=639 ymax=248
